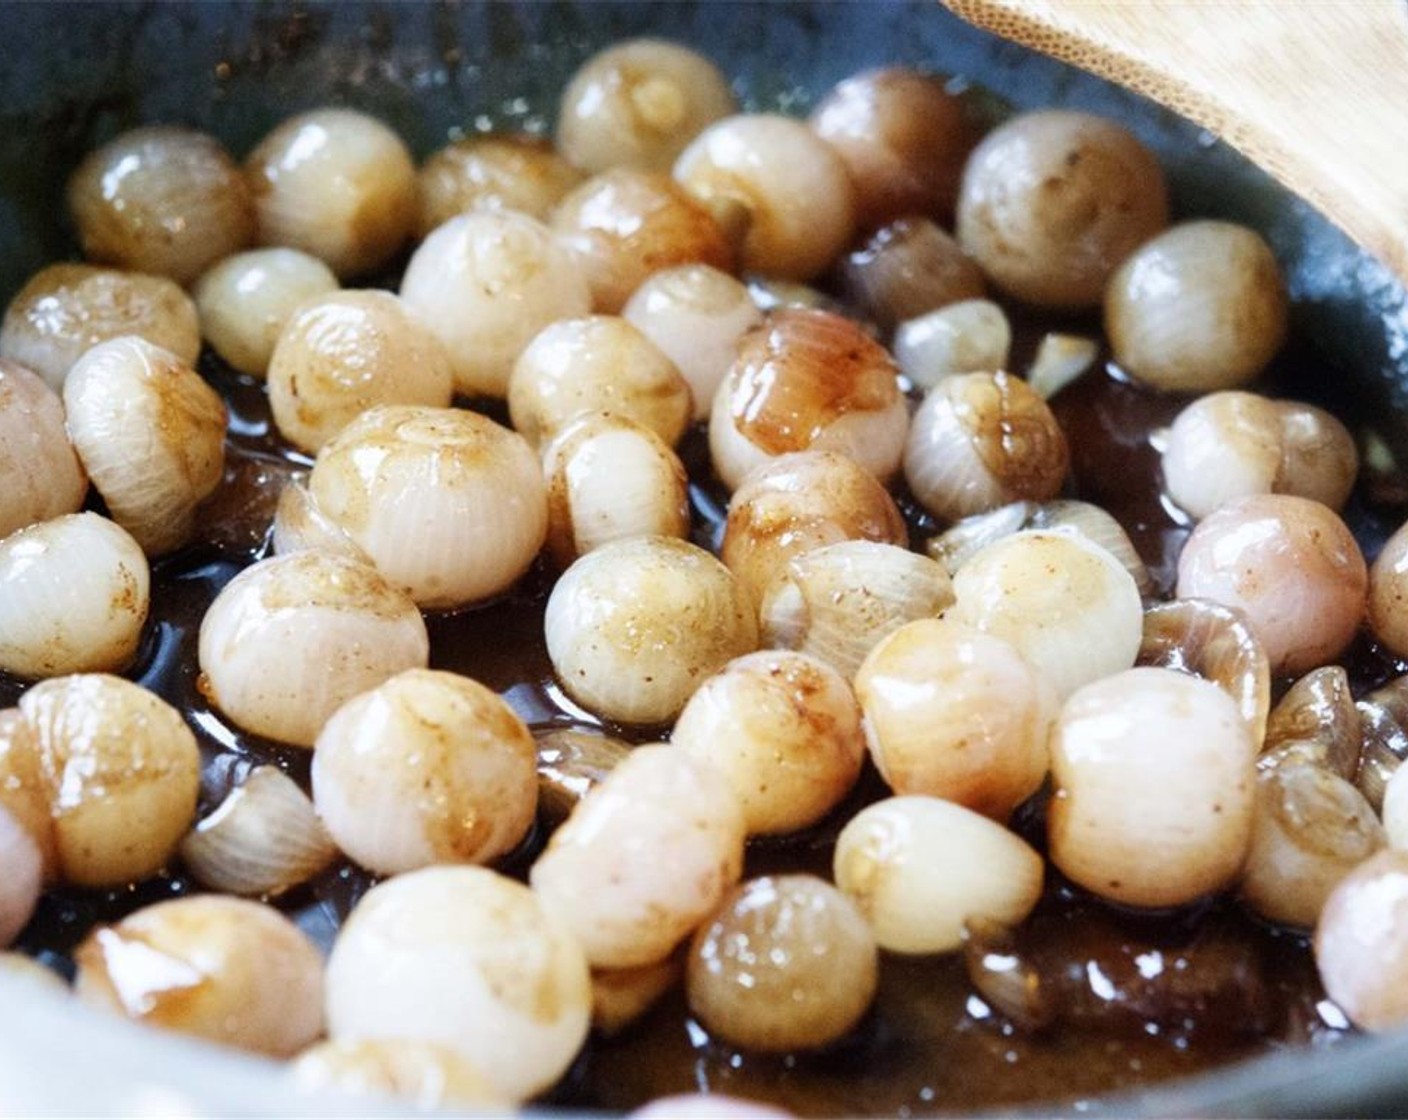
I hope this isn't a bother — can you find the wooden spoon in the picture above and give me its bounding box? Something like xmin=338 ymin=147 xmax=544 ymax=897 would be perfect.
xmin=940 ymin=0 xmax=1408 ymax=284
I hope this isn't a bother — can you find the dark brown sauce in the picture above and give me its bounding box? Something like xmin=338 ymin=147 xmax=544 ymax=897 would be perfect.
xmin=5 ymin=304 xmax=1403 ymax=1116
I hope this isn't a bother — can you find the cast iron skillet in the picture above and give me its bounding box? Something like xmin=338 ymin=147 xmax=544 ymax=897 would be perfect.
xmin=2 ymin=2 xmax=1408 ymax=1116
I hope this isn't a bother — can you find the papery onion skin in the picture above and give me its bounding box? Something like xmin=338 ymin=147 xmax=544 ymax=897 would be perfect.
xmin=180 ymin=766 xmax=337 ymax=898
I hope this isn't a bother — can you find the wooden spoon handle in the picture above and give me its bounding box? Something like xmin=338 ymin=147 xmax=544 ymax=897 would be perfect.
xmin=941 ymin=0 xmax=1408 ymax=283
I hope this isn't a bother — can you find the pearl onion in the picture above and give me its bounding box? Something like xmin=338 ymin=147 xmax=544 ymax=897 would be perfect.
xmin=839 ymin=219 xmax=986 ymax=336
xmin=0 ymin=709 xmax=53 ymax=878
xmin=290 ymin=1038 xmax=508 ymax=1112
xmin=0 ymin=361 xmax=86 ymax=538
xmin=1176 ymin=494 xmax=1366 ymax=676
xmin=721 ymin=450 xmax=907 ymax=612
xmin=759 ymin=540 xmax=955 ymax=682
xmin=326 ymin=866 xmax=591 ymax=1102
xmin=266 ymin=290 xmax=453 ymax=453
xmin=810 ymin=68 xmax=975 ymax=230
xmin=903 ymin=372 xmax=1069 ymax=523
xmin=67 ymin=126 xmax=254 ymax=284
xmin=892 ymin=300 xmax=1011 ymax=390
xmin=671 ymin=650 xmax=865 ymax=835
xmin=0 ymin=264 xmax=199 ymax=392
xmin=312 ymin=669 xmax=537 ymax=876
xmin=76 ymin=896 xmax=324 ymax=1057
xmin=197 ymin=551 xmax=430 ymax=747
xmin=949 ymin=529 xmax=1143 ymax=700
xmin=1107 ymin=221 xmax=1288 ymax=392
xmin=687 ymin=875 xmax=878 ymax=1051
xmin=531 ymin=744 xmax=746 ymax=968
xmin=1049 ymin=667 xmax=1255 ymax=909
xmin=1240 ymin=760 xmax=1384 ymax=929
xmin=245 ymin=108 xmax=416 ymax=278
xmin=508 ymin=315 xmax=691 ymax=449
xmin=674 ymin=114 xmax=856 ymax=280
xmin=193 ymin=248 xmax=339 ymax=379
xmin=542 ymin=411 xmax=691 ymax=569
xmin=557 ymin=38 xmax=737 ymax=174
xmin=1366 ymin=517 xmax=1408 ymax=659
xmin=622 ymin=264 xmax=763 ymax=422
xmin=416 ymin=132 xmax=583 ymax=236
xmin=0 ymin=513 xmax=149 ymax=680
xmin=551 ymin=169 xmax=734 ymax=314
xmin=1316 ymin=850 xmax=1408 ymax=1031
xmin=306 ymin=405 xmax=548 ymax=609
xmin=1163 ymin=391 xmax=1358 ymax=520
xmin=855 ymin=618 xmax=1057 ymax=821
xmin=709 ymin=309 xmax=908 ymax=491
xmin=956 ymin=110 xmax=1167 ymax=309
xmin=20 ymin=674 xmax=199 ymax=887
xmin=0 ymin=804 xmax=41 ymax=947
xmin=400 ymin=210 xmax=591 ymax=399
xmin=544 ymin=536 xmax=757 ymax=726
xmin=834 ymin=795 xmax=1043 ymax=954
xmin=63 ymin=336 xmax=227 ymax=556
